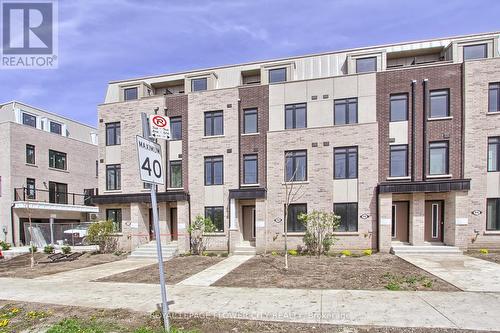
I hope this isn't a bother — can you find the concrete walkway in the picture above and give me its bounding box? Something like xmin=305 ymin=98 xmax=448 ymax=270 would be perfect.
xmin=177 ymin=255 xmax=253 ymax=286
xmin=398 ymin=254 xmax=500 ymax=292
xmin=1 ymin=277 xmax=500 ymax=331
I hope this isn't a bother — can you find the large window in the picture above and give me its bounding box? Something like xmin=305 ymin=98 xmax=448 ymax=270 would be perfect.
xmin=191 ymin=78 xmax=207 ymax=92
xmin=49 ymin=181 xmax=68 ymax=204
xmin=334 ymin=98 xmax=358 ymax=125
xmin=334 ymin=203 xmax=358 ymax=232
xmin=243 ymin=108 xmax=258 ymax=134
xmin=356 ymin=57 xmax=377 ymax=73
xmin=204 ymin=156 xmax=223 ymax=185
xmin=49 ymin=150 xmax=67 ymax=170
xmin=170 ymin=117 xmax=182 ymax=140
xmin=22 ymin=113 xmax=36 ymax=127
xmin=429 ymin=89 xmax=450 ymax=118
xmin=50 ymin=121 xmax=62 ymax=135
xmin=488 ymin=137 xmax=500 ymax=172
xmin=287 ymin=203 xmax=306 ymax=232
xmin=390 ymin=145 xmax=408 ymax=177
xmin=285 ymin=150 xmax=307 ymax=182
xmin=334 ymin=147 xmax=358 ymax=179
xmin=269 ymin=68 xmax=286 ymax=83
xmin=26 ymin=144 xmax=35 ymax=165
xmin=463 ymin=44 xmax=487 ymax=60
xmin=169 ymin=160 xmax=183 ymax=188
xmin=204 ymin=111 xmax=223 ymax=136
xmin=105 ymin=122 xmax=121 ymax=146
xmin=285 ymin=103 xmax=307 ymax=129
xmin=429 ymin=141 xmax=449 ymax=175
xmin=106 ymin=209 xmax=122 ymax=232
xmin=26 ymin=178 xmax=36 ymax=199
xmin=243 ymin=154 xmax=258 ymax=184
xmin=390 ymin=94 xmax=408 ymax=122
xmin=487 ymin=198 xmax=500 ymax=231
xmin=123 ymin=87 xmax=138 ymax=101
xmin=205 ymin=206 xmax=224 ymax=232
xmin=106 ymin=164 xmax=121 ymax=190
xmin=489 ymin=83 xmax=500 ymax=113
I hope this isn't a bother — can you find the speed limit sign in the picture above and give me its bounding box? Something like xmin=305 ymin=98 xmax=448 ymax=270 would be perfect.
xmin=136 ymin=135 xmax=164 ymax=185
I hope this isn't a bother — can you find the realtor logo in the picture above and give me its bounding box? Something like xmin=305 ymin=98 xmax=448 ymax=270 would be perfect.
xmin=1 ymin=0 xmax=58 ymax=69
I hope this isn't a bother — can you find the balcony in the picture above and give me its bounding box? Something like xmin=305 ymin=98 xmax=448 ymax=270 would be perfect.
xmin=13 ymin=188 xmax=99 ymax=213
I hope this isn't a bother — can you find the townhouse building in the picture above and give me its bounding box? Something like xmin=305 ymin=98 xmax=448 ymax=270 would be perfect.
xmin=0 ymin=101 xmax=99 ymax=246
xmin=93 ymin=31 xmax=500 ymax=254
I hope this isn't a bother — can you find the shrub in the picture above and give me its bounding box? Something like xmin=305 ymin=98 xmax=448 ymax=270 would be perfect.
xmin=300 ymin=210 xmax=340 ymax=256
xmin=0 ymin=241 xmax=11 ymax=251
xmin=287 ymin=249 xmax=298 ymax=256
xmin=340 ymin=250 xmax=351 ymax=256
xmin=220 ymin=252 xmax=229 ymax=257
xmin=363 ymin=249 xmax=372 ymax=256
xmin=61 ymin=245 xmax=71 ymax=254
xmin=86 ymin=220 xmax=118 ymax=254
xmin=43 ymin=245 xmax=55 ymax=254
xmin=29 ymin=245 xmax=37 ymax=253
xmin=188 ymin=215 xmax=216 ymax=255
xmin=479 ymin=248 xmax=489 ymax=254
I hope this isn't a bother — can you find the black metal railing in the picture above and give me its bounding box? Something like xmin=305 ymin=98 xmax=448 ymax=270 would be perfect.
xmin=14 ymin=187 xmax=93 ymax=206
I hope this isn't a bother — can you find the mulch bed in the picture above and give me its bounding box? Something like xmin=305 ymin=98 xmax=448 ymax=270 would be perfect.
xmin=467 ymin=251 xmax=500 ymax=264
xmin=212 ymin=253 xmax=458 ymax=291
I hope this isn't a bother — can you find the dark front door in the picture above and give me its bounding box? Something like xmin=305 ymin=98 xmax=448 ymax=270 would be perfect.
xmin=242 ymin=206 xmax=256 ymax=241
xmin=49 ymin=182 xmax=68 ymax=204
xmin=170 ymin=208 xmax=178 ymax=241
xmin=392 ymin=201 xmax=409 ymax=242
xmin=425 ymin=201 xmax=444 ymax=242
xmin=148 ymin=208 xmax=155 ymax=240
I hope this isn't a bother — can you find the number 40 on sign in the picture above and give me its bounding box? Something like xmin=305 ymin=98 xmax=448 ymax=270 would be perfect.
xmin=136 ymin=135 xmax=165 ymax=185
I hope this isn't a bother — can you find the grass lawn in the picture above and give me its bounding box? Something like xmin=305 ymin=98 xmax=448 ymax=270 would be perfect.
xmin=0 ymin=252 xmax=127 ymax=279
xmin=212 ymin=253 xmax=458 ymax=291
xmin=97 ymin=255 xmax=224 ymax=285
xmin=466 ymin=250 xmax=500 ymax=264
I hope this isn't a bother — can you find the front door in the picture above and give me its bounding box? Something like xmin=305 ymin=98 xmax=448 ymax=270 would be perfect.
xmin=392 ymin=201 xmax=409 ymax=242
xmin=242 ymin=206 xmax=255 ymax=241
xmin=425 ymin=201 xmax=444 ymax=242
xmin=170 ymin=208 xmax=178 ymax=241
xmin=148 ymin=208 xmax=155 ymax=240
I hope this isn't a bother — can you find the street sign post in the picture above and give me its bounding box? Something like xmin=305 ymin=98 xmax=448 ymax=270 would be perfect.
xmin=149 ymin=114 xmax=171 ymax=140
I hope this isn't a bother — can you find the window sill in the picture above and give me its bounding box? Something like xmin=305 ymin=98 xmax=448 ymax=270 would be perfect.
xmin=283 ymin=232 xmax=305 ymax=236
xmin=426 ymin=174 xmax=452 ymax=179
xmin=25 ymin=163 xmax=38 ymax=168
xmin=241 ymin=132 xmax=260 ymax=136
xmin=484 ymin=230 xmax=500 ymax=235
xmin=486 ymin=111 xmax=500 ymax=116
xmin=104 ymin=190 xmax=122 ymax=194
xmin=167 ymin=187 xmax=184 ymax=191
xmin=202 ymin=135 xmax=224 ymax=139
xmin=282 ymin=181 xmax=309 ymax=185
xmin=386 ymin=176 xmax=411 ymax=181
xmin=48 ymin=167 xmax=69 ymax=173
xmin=427 ymin=116 xmax=453 ymax=121
xmin=105 ymin=144 xmax=121 ymax=147
xmin=332 ymin=232 xmax=359 ymax=236
xmin=241 ymin=183 xmax=260 ymax=187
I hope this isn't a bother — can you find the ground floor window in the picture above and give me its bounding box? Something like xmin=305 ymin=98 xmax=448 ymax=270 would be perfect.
xmin=286 ymin=203 xmax=307 ymax=232
xmin=487 ymin=198 xmax=500 ymax=231
xmin=334 ymin=203 xmax=358 ymax=232
xmin=106 ymin=209 xmax=122 ymax=232
xmin=205 ymin=206 xmax=224 ymax=232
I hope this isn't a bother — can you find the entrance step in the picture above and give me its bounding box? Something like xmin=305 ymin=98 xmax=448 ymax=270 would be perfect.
xmin=234 ymin=241 xmax=256 ymax=255
xmin=391 ymin=244 xmax=462 ymax=255
xmin=129 ymin=241 xmax=178 ymax=259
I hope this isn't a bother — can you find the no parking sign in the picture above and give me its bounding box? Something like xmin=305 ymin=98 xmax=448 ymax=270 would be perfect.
xmin=149 ymin=114 xmax=171 ymax=140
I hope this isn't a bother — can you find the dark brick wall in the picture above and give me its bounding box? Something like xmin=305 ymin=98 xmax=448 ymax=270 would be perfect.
xmin=377 ymin=64 xmax=463 ymax=182
xmin=238 ymin=85 xmax=269 ymax=188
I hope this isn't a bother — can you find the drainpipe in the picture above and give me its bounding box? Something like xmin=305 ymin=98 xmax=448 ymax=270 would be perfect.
xmin=411 ymin=80 xmax=417 ymax=182
xmin=422 ymin=79 xmax=429 ymax=180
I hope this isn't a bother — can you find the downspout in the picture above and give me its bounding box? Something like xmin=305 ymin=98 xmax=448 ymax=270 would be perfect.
xmin=422 ymin=79 xmax=429 ymax=180
xmin=460 ymin=64 xmax=465 ymax=179
xmin=411 ymin=80 xmax=417 ymax=182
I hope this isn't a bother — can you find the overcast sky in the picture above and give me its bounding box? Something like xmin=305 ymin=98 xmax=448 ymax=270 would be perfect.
xmin=1 ymin=0 xmax=499 ymax=126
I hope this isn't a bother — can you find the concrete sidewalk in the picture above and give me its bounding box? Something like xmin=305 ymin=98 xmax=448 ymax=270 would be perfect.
xmin=1 ymin=277 xmax=500 ymax=331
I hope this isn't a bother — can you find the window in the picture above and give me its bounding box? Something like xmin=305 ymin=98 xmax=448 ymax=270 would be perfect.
xmin=123 ymin=87 xmax=138 ymax=101
xmin=26 ymin=144 xmax=35 ymax=164
xmin=169 ymin=160 xmax=183 ymax=188
xmin=95 ymin=160 xmax=98 ymax=177
xmin=285 ymin=103 xmax=307 ymax=129
xmin=50 ymin=122 xmax=62 ymax=135
xmin=487 ymin=198 xmax=500 ymax=231
xmin=334 ymin=98 xmax=358 ymax=125
xmin=26 ymin=178 xmax=36 ymax=199
xmin=334 ymin=203 xmax=358 ymax=232
xmin=170 ymin=117 xmax=182 ymax=140
xmin=334 ymin=147 xmax=358 ymax=179
xmin=287 ymin=204 xmax=306 ymax=232
xmin=488 ymin=137 xmax=500 ymax=172
xmin=429 ymin=141 xmax=449 ymax=175
xmin=204 ymin=111 xmax=223 ymax=136
xmin=356 ymin=57 xmax=377 ymax=73
xmin=489 ymin=83 xmax=500 ymax=113
xmin=105 ymin=122 xmax=121 ymax=146
xmin=429 ymin=90 xmax=450 ymax=118
xmin=22 ymin=113 xmax=36 ymax=127
xmin=191 ymin=78 xmax=207 ymax=92
xmin=204 ymin=156 xmax=223 ymax=185
xmin=106 ymin=209 xmax=122 ymax=232
xmin=243 ymin=154 xmax=258 ymax=184
xmin=49 ymin=150 xmax=67 ymax=170
xmin=269 ymin=68 xmax=286 ymax=83
xmin=49 ymin=181 xmax=68 ymax=204
xmin=463 ymin=44 xmax=487 ymax=60
xmin=243 ymin=108 xmax=258 ymax=134
xmin=390 ymin=94 xmax=408 ymax=122
xmin=205 ymin=206 xmax=224 ymax=232
xmin=106 ymin=164 xmax=121 ymax=190
xmin=390 ymin=145 xmax=408 ymax=177
xmin=285 ymin=150 xmax=307 ymax=182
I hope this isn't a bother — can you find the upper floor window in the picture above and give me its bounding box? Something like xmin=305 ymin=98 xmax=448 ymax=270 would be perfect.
xmin=334 ymin=203 xmax=358 ymax=232
xmin=243 ymin=154 xmax=258 ymax=184
xmin=285 ymin=103 xmax=307 ymax=129
xmin=463 ymin=44 xmax=487 ymax=60
xmin=285 ymin=150 xmax=307 ymax=182
xmin=204 ymin=156 xmax=223 ymax=185
xmin=286 ymin=203 xmax=306 ymax=232
xmin=123 ymin=87 xmax=138 ymax=101
xmin=26 ymin=178 xmax=36 ymax=199
xmin=105 ymin=122 xmax=121 ymax=146
xmin=106 ymin=208 xmax=122 ymax=232
xmin=269 ymin=68 xmax=286 ymax=84
xmin=488 ymin=137 xmax=500 ymax=172
xmin=243 ymin=108 xmax=258 ymax=134
xmin=205 ymin=206 xmax=224 ymax=232
xmin=26 ymin=144 xmax=35 ymax=165
xmin=191 ymin=78 xmax=207 ymax=92
xmin=489 ymin=83 xmax=500 ymax=113
xmin=334 ymin=98 xmax=358 ymax=125
xmin=390 ymin=94 xmax=408 ymax=122
xmin=170 ymin=117 xmax=182 ymax=140
xmin=106 ymin=164 xmax=121 ymax=190
xmin=169 ymin=160 xmax=183 ymax=188
xmin=204 ymin=111 xmax=223 ymax=136
xmin=22 ymin=113 xmax=36 ymax=127
xmin=49 ymin=150 xmax=67 ymax=170
xmin=429 ymin=89 xmax=450 ymax=118
xmin=487 ymin=198 xmax=500 ymax=231
xmin=49 ymin=121 xmax=62 ymax=135
xmin=334 ymin=147 xmax=358 ymax=179
xmin=390 ymin=145 xmax=408 ymax=177
xmin=49 ymin=181 xmax=68 ymax=204
xmin=356 ymin=57 xmax=376 ymax=73
xmin=429 ymin=141 xmax=449 ymax=175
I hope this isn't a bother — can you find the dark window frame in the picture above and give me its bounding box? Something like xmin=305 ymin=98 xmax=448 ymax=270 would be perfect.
xmin=334 ymin=146 xmax=358 ymax=179
xmin=334 ymin=202 xmax=359 ymax=232
xmin=286 ymin=203 xmax=307 ymax=232
xmin=285 ymin=103 xmax=307 ymax=129
xmin=169 ymin=116 xmax=182 ymax=140
xmin=106 ymin=164 xmax=121 ymax=190
xmin=49 ymin=181 xmax=68 ymax=204
xmin=487 ymin=198 xmax=500 ymax=231
xmin=389 ymin=93 xmax=409 ymax=122
xmin=49 ymin=121 xmax=62 ymax=135
xmin=204 ymin=111 xmax=224 ymax=136
xmin=205 ymin=206 xmax=224 ymax=232
xmin=268 ymin=67 xmax=287 ymax=84
xmin=488 ymin=137 xmax=500 ymax=172
xmin=356 ymin=57 xmax=377 ymax=73
xmin=191 ymin=78 xmax=208 ymax=92
xmin=243 ymin=154 xmax=258 ymax=184
xmin=26 ymin=144 xmax=35 ymax=165
xmin=49 ymin=149 xmax=67 ymax=170
xmin=285 ymin=150 xmax=307 ymax=182
xmin=22 ymin=113 xmax=37 ymax=127
xmin=428 ymin=141 xmax=449 ymax=175
xmin=334 ymin=98 xmax=358 ymax=125
xmin=169 ymin=160 xmax=183 ymax=188
xmin=106 ymin=208 xmax=122 ymax=232
xmin=390 ymin=144 xmax=408 ymax=177
xmin=26 ymin=178 xmax=36 ymax=199
xmin=105 ymin=122 xmax=121 ymax=146
xmin=204 ymin=156 xmax=224 ymax=186
xmin=489 ymin=83 xmax=500 ymax=113
xmin=123 ymin=87 xmax=138 ymax=101
xmin=243 ymin=108 xmax=258 ymax=134
xmin=429 ymin=89 xmax=450 ymax=118
xmin=463 ymin=43 xmax=487 ymax=60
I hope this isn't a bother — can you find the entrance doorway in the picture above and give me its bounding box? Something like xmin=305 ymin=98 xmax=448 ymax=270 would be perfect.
xmin=242 ymin=206 xmax=255 ymax=241
xmin=391 ymin=201 xmax=409 ymax=242
xmin=170 ymin=208 xmax=178 ymax=241
xmin=425 ymin=201 xmax=444 ymax=242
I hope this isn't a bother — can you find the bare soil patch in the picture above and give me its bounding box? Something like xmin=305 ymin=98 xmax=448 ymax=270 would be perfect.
xmin=0 ymin=252 xmax=126 ymax=279
xmin=467 ymin=251 xmax=500 ymax=264
xmin=97 ymin=255 xmax=224 ymax=284
xmin=213 ymin=253 xmax=458 ymax=291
